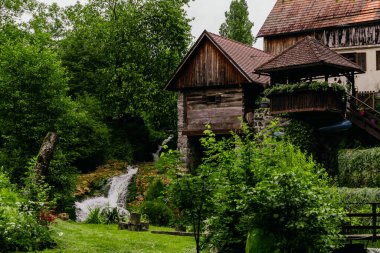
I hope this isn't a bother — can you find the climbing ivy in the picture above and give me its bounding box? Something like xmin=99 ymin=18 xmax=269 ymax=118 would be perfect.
xmin=284 ymin=120 xmax=317 ymax=157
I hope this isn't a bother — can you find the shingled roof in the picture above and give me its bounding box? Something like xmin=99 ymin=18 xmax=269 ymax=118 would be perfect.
xmin=258 ymin=0 xmax=380 ymax=37
xmin=165 ymin=31 xmax=272 ymax=90
xmin=207 ymin=32 xmax=272 ymax=83
xmin=256 ymin=36 xmax=363 ymax=74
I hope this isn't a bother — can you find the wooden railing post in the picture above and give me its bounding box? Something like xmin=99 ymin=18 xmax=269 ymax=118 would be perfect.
xmin=372 ymin=203 xmax=377 ymax=242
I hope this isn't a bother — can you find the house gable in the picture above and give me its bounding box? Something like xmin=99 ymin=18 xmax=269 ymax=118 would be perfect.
xmin=166 ymin=31 xmax=271 ymax=90
xmin=169 ymin=38 xmax=249 ymax=90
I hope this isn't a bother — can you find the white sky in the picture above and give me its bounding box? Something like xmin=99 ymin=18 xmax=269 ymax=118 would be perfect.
xmin=39 ymin=0 xmax=276 ymax=49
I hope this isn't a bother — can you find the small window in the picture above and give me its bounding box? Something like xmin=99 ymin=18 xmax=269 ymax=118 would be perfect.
xmin=376 ymin=51 xmax=380 ymax=70
xmin=341 ymin=52 xmax=366 ymax=71
xmin=202 ymin=94 xmax=221 ymax=104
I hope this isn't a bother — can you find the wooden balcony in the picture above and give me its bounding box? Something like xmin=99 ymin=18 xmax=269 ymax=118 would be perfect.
xmin=268 ymin=90 xmax=345 ymax=116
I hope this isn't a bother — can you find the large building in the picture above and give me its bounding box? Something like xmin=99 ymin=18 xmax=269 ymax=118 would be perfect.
xmin=258 ymin=0 xmax=380 ymax=91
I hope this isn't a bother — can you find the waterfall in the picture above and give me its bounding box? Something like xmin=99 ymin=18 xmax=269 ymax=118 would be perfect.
xmin=152 ymin=135 xmax=173 ymax=162
xmin=75 ymin=166 xmax=138 ymax=222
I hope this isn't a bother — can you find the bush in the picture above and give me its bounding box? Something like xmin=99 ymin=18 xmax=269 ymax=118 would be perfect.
xmin=139 ymin=200 xmax=173 ymax=226
xmin=338 ymin=148 xmax=380 ymax=187
xmin=339 ymin=187 xmax=380 ymax=203
xmin=101 ymin=207 xmax=120 ymax=224
xmin=84 ymin=206 xmax=121 ymax=224
xmin=145 ymin=178 xmax=165 ymax=201
xmin=0 ymin=170 xmax=54 ymax=251
xmin=284 ymin=120 xmax=316 ymax=156
xmin=84 ymin=208 xmax=104 ymax=224
xmin=200 ymin=124 xmax=344 ymax=252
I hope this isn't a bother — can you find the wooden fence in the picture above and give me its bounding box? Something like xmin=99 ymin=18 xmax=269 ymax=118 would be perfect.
xmin=343 ymin=203 xmax=380 ymax=242
xmin=356 ymin=91 xmax=376 ymax=109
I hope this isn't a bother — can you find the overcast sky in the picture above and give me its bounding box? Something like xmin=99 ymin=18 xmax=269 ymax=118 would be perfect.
xmin=39 ymin=0 xmax=276 ymax=49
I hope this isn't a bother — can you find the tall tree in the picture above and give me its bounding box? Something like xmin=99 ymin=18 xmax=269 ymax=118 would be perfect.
xmin=219 ymin=0 xmax=254 ymax=45
xmin=59 ymin=0 xmax=192 ymax=161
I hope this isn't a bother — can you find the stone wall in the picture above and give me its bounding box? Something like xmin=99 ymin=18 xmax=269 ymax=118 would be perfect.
xmin=253 ymin=108 xmax=273 ymax=132
xmin=177 ymin=92 xmax=190 ymax=166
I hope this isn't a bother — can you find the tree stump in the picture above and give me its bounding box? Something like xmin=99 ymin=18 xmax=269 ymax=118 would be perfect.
xmin=34 ymin=132 xmax=58 ymax=183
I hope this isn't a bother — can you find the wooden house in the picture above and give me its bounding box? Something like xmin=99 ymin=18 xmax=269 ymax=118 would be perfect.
xmin=258 ymin=0 xmax=380 ymax=92
xmin=165 ymin=30 xmax=272 ymax=166
xmin=256 ymin=36 xmax=365 ymax=126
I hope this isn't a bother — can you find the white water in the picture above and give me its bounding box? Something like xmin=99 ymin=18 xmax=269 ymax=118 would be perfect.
xmin=152 ymin=135 xmax=173 ymax=162
xmin=75 ymin=166 xmax=138 ymax=222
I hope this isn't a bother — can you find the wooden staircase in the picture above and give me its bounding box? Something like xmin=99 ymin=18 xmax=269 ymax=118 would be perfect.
xmin=346 ymin=93 xmax=380 ymax=141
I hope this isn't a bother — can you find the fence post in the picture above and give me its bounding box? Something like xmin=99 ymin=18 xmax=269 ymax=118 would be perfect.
xmin=372 ymin=203 xmax=377 ymax=242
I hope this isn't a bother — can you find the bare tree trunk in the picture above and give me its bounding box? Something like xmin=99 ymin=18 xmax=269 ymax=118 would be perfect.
xmin=34 ymin=132 xmax=58 ymax=182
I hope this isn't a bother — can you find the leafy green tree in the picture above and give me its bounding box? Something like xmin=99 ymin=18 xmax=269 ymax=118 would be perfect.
xmin=219 ymin=0 xmax=254 ymax=45
xmin=0 ymin=26 xmax=107 ymax=211
xmin=59 ymin=0 xmax=192 ymax=161
xmin=161 ymin=123 xmax=344 ymax=252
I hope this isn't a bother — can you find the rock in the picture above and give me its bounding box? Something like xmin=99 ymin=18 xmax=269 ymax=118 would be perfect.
xmin=57 ymin=213 xmax=69 ymax=221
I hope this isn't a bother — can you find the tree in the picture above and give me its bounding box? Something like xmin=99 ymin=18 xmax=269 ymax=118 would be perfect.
xmin=219 ymin=0 xmax=254 ymax=45
xmin=161 ymin=123 xmax=345 ymax=252
xmin=59 ymin=0 xmax=192 ymax=161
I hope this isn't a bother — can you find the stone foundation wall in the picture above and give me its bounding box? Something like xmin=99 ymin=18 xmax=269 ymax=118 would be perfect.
xmin=178 ymin=101 xmax=289 ymax=168
xmin=177 ymin=92 xmax=190 ymax=166
xmin=253 ymin=107 xmax=290 ymax=133
xmin=253 ymin=108 xmax=272 ymax=132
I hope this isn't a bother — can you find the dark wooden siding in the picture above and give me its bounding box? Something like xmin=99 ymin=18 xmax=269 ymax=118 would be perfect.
xmin=173 ymin=40 xmax=248 ymax=89
xmin=269 ymin=90 xmax=345 ymax=115
xmin=320 ymin=25 xmax=380 ymax=48
xmin=264 ymin=24 xmax=380 ymax=55
xmin=264 ymin=34 xmax=313 ymax=55
xmin=184 ymin=88 xmax=244 ymax=134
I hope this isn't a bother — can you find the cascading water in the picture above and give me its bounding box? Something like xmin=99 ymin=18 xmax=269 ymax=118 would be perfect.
xmin=152 ymin=135 xmax=173 ymax=162
xmin=75 ymin=166 xmax=138 ymax=222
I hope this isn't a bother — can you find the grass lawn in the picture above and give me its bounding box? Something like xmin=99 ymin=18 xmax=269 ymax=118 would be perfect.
xmin=39 ymin=220 xmax=196 ymax=253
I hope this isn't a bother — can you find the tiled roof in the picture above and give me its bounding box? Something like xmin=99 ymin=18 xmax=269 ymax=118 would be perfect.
xmin=207 ymin=32 xmax=273 ymax=84
xmin=258 ymin=0 xmax=380 ymax=37
xmin=256 ymin=36 xmax=363 ymax=73
xmin=165 ymin=30 xmax=272 ymax=89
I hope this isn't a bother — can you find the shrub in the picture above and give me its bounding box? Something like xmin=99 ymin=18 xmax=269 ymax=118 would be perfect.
xmin=197 ymin=124 xmax=344 ymax=252
xmin=338 ymin=148 xmax=380 ymax=187
xmin=139 ymin=200 xmax=173 ymax=226
xmin=145 ymin=178 xmax=165 ymax=201
xmin=284 ymin=120 xmax=316 ymax=156
xmin=84 ymin=206 xmax=121 ymax=224
xmin=339 ymin=187 xmax=380 ymax=203
xmin=84 ymin=208 xmax=104 ymax=224
xmin=101 ymin=207 xmax=120 ymax=224
xmin=0 ymin=170 xmax=54 ymax=251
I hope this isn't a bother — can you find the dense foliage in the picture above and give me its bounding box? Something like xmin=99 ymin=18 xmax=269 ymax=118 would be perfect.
xmin=0 ymin=0 xmax=191 ymax=217
xmin=339 ymin=187 xmax=380 ymax=203
xmin=284 ymin=120 xmax=317 ymax=156
xmin=0 ymin=165 xmax=54 ymax=251
xmin=219 ymin=0 xmax=254 ymax=45
xmin=338 ymin=147 xmax=380 ymax=187
xmin=160 ymin=123 xmax=345 ymax=253
xmin=59 ymin=0 xmax=191 ymax=162
xmin=264 ymin=81 xmax=346 ymax=96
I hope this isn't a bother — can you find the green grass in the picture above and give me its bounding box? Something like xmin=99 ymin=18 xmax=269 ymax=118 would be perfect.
xmin=39 ymin=220 xmax=196 ymax=253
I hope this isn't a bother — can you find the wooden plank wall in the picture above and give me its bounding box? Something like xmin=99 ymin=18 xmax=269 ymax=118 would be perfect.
xmin=264 ymin=34 xmax=313 ymax=55
xmin=264 ymin=24 xmax=380 ymax=55
xmin=184 ymin=88 xmax=244 ymax=132
xmin=173 ymin=40 xmax=247 ymax=89
xmin=320 ymin=25 xmax=380 ymax=48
